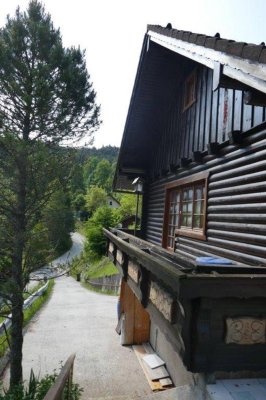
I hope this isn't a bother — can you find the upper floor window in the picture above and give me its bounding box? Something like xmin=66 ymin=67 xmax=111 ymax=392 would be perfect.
xmin=183 ymin=70 xmax=197 ymax=111
xmin=163 ymin=171 xmax=209 ymax=250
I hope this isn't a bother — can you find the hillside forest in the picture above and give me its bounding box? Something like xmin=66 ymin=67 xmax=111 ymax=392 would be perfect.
xmin=70 ymin=145 xmax=139 ymax=276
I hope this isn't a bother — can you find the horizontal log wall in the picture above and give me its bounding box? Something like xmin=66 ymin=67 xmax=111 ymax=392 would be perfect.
xmin=144 ymin=134 xmax=266 ymax=266
xmin=149 ymin=63 xmax=266 ymax=177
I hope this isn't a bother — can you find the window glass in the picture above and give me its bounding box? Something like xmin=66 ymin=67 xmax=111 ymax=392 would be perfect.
xmin=164 ymin=177 xmax=207 ymax=249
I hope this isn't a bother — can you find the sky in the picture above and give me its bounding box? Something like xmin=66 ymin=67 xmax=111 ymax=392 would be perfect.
xmin=1 ymin=0 xmax=266 ymax=148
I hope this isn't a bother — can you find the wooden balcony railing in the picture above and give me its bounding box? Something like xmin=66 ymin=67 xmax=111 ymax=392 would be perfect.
xmin=43 ymin=354 xmax=75 ymax=400
xmin=104 ymin=228 xmax=266 ymax=373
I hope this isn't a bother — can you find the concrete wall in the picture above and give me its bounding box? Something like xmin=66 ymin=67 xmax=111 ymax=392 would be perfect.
xmin=150 ymin=320 xmax=206 ymax=397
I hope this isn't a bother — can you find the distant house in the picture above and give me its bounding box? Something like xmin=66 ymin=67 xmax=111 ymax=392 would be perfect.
xmin=107 ymin=195 xmax=120 ymax=209
xmin=105 ymin=25 xmax=266 ymax=396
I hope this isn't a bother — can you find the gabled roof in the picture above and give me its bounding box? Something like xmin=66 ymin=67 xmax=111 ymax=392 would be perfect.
xmin=113 ymin=25 xmax=266 ymax=192
xmin=147 ymin=25 xmax=266 ymax=94
xmin=148 ymin=25 xmax=266 ymax=64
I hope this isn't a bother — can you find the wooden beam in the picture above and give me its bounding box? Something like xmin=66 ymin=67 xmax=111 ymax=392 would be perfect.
xmin=193 ymin=151 xmax=204 ymax=163
xmin=213 ymin=63 xmax=250 ymax=91
xmin=207 ymin=142 xmax=220 ymax=155
xmin=212 ymin=62 xmax=222 ymax=91
xmin=181 ymin=158 xmax=191 ymax=167
xmin=139 ymin=266 xmax=150 ymax=307
xmin=149 ymin=31 xmax=266 ymax=94
xmin=170 ymin=163 xmax=179 ymax=173
xmin=119 ymin=167 xmax=146 ymax=175
xmin=244 ymin=90 xmax=266 ymax=107
xmin=161 ymin=168 xmax=169 ymax=176
xmin=228 ymin=130 xmax=242 ymax=145
xmin=103 ymin=229 xmax=185 ymax=294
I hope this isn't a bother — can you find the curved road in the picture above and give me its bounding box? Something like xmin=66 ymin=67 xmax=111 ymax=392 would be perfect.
xmin=29 ymin=232 xmax=85 ymax=283
xmin=3 ymin=233 xmax=151 ymax=399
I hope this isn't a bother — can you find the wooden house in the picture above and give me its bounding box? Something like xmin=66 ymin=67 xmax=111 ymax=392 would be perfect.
xmin=104 ymin=25 xmax=266 ymax=394
xmin=107 ymin=194 xmax=120 ymax=209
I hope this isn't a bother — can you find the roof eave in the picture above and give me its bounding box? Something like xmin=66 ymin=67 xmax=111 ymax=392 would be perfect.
xmin=148 ymin=30 xmax=266 ymax=95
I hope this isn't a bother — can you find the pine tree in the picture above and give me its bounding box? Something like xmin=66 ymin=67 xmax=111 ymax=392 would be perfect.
xmin=0 ymin=1 xmax=100 ymax=386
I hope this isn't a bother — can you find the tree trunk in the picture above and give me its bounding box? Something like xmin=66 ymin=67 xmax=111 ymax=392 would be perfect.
xmin=10 ymin=153 xmax=27 ymax=387
xmin=10 ymin=282 xmax=24 ymax=386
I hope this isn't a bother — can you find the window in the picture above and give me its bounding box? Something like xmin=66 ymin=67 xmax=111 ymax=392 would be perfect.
xmin=183 ymin=70 xmax=197 ymax=111
xmin=163 ymin=172 xmax=209 ymax=249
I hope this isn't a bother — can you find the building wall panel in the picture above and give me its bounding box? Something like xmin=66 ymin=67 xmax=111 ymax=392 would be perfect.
xmin=144 ymin=134 xmax=266 ymax=266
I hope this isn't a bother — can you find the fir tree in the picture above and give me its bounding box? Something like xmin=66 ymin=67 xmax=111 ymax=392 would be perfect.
xmin=0 ymin=1 xmax=100 ymax=386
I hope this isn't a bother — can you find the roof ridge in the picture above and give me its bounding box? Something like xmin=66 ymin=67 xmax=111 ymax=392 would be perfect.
xmin=147 ymin=24 xmax=266 ymax=64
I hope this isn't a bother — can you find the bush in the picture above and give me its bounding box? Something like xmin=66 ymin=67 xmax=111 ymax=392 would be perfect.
xmin=0 ymin=369 xmax=83 ymax=399
xmin=85 ymin=206 xmax=119 ymax=257
xmin=85 ymin=226 xmax=107 ymax=257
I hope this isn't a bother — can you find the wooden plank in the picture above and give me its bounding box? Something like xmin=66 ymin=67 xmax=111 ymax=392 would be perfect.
xmin=205 ymin=68 xmax=213 ymax=146
xmin=146 ymin=364 xmax=169 ymax=381
xmin=233 ymin=90 xmax=243 ymax=131
xmin=133 ymin=345 xmax=165 ymax=391
xmin=159 ymin=378 xmax=173 ymax=387
xmin=143 ymin=354 xmax=165 ymax=369
xmin=199 ymin=67 xmax=207 ymax=151
xmin=143 ymin=342 xmax=154 ymax=354
xmin=121 ymin=281 xmax=135 ymax=345
xmin=211 ymin=85 xmax=219 ymax=143
xmin=133 ymin=294 xmax=150 ymax=344
xmin=242 ymin=102 xmax=253 ymax=132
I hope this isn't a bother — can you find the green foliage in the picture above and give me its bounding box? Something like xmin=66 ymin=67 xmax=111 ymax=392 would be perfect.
xmin=73 ymin=193 xmax=86 ymax=212
xmin=85 ymin=206 xmax=119 ymax=257
xmin=119 ymin=193 xmax=138 ymax=219
xmin=0 ymin=368 xmax=83 ymax=399
xmin=83 ymin=157 xmax=116 ymax=193
xmin=85 ymin=226 xmax=107 ymax=257
xmin=89 ymin=205 xmax=120 ymax=229
xmin=69 ymin=254 xmax=87 ymax=276
xmin=77 ymin=145 xmax=119 ymax=164
xmin=69 ymin=164 xmax=85 ymax=195
xmin=83 ymin=156 xmax=99 ymax=187
xmin=44 ymin=189 xmax=74 ymax=254
xmin=0 ymin=1 xmax=100 ymax=142
xmin=85 ymin=186 xmax=107 ymax=213
xmin=75 ymin=221 xmax=87 ymax=236
xmin=94 ymin=159 xmax=113 ymax=192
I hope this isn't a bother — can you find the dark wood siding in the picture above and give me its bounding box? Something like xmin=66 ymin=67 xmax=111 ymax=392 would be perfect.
xmin=149 ymin=65 xmax=266 ymax=178
xmin=144 ymin=131 xmax=266 ymax=266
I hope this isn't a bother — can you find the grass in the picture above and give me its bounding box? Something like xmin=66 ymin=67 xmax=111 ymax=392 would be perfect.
xmin=81 ymin=257 xmax=119 ymax=296
xmin=85 ymin=257 xmax=118 ymax=279
xmin=24 ymin=281 xmax=46 ymax=299
xmin=81 ymin=281 xmax=117 ymax=296
xmin=23 ymin=279 xmax=54 ymax=327
xmin=0 ymin=280 xmax=54 ymax=358
xmin=0 ymin=281 xmax=49 ymax=324
xmin=75 ymin=220 xmax=87 ymax=236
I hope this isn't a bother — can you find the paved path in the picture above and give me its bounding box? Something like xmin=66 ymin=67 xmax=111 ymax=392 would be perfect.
xmin=3 ymin=276 xmax=151 ymax=399
xmin=29 ymin=232 xmax=85 ymax=285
